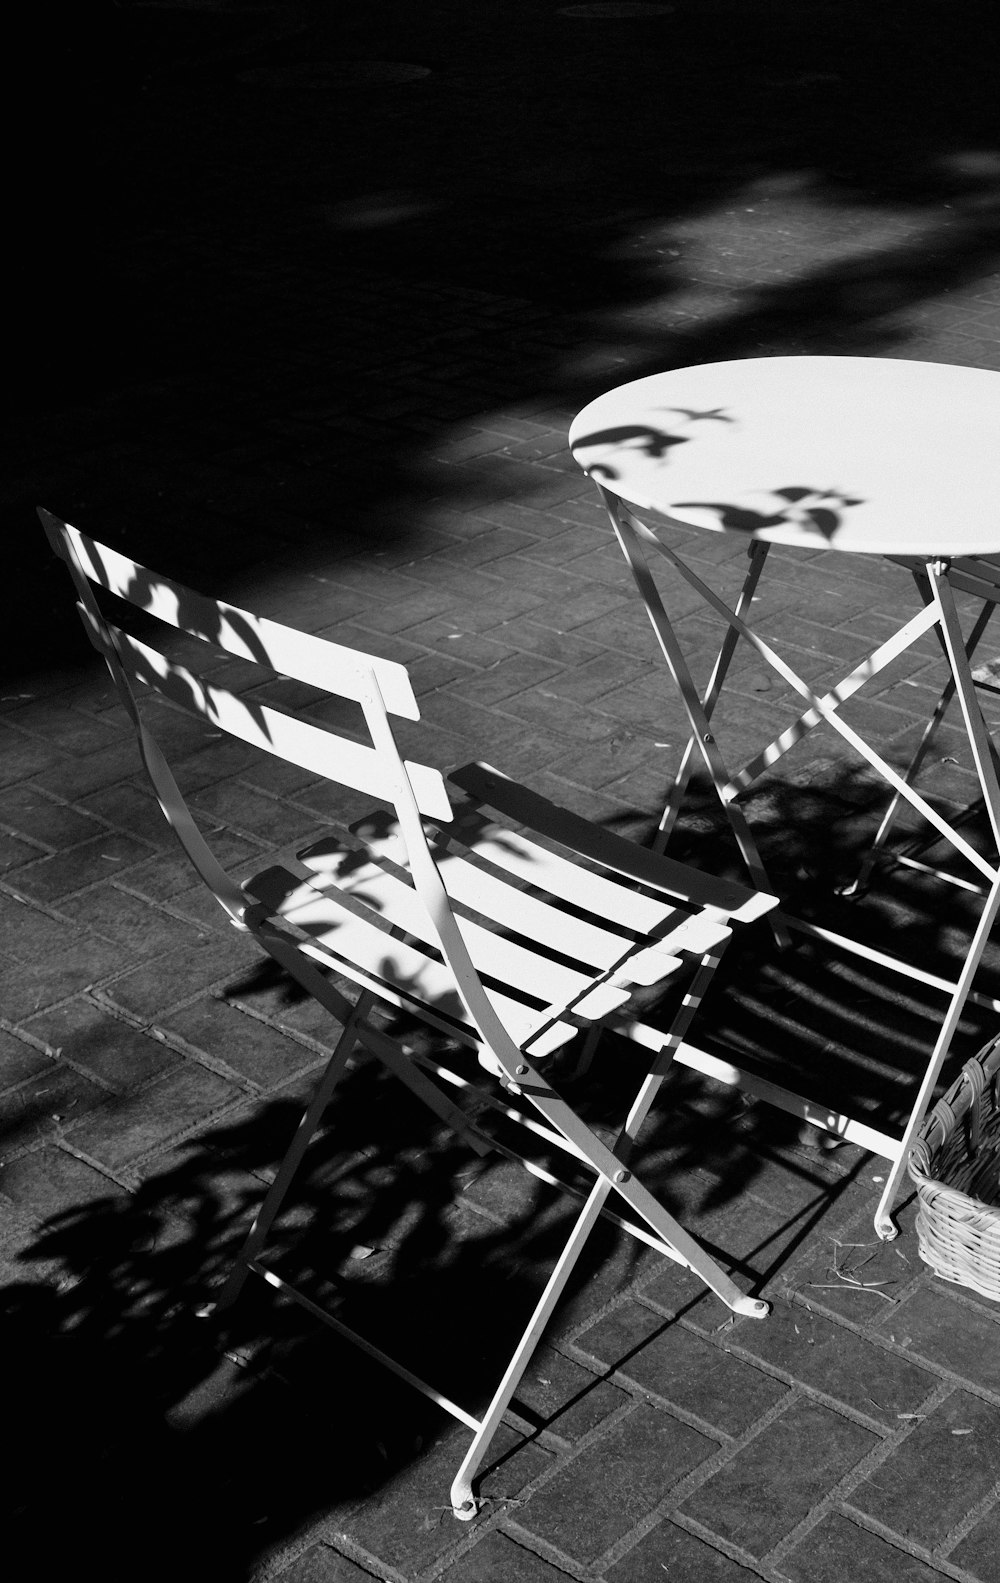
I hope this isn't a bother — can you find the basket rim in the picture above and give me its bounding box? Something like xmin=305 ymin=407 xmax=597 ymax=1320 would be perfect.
xmin=908 ymin=1029 xmax=1000 ymax=1192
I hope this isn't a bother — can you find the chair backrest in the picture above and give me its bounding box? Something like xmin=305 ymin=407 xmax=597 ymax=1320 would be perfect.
xmin=39 ymin=508 xmax=454 ymax=910
xmin=40 ymin=508 xmax=541 ymax=1077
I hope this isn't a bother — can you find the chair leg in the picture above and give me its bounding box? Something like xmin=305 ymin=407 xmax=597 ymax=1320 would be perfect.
xmin=451 ymin=963 xmax=765 ymax=1518
xmin=450 ymin=1172 xmax=615 ymax=1518
xmin=211 ymin=992 xmax=375 ymax=1314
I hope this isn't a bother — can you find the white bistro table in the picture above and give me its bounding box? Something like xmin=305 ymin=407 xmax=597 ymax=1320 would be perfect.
xmin=569 ymin=355 xmax=1000 ymax=1235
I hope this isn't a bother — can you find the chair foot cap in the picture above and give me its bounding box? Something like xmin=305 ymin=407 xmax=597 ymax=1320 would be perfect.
xmin=452 ymin=1497 xmax=479 ymax=1522
xmin=734 ymin=1296 xmax=770 ymax=1319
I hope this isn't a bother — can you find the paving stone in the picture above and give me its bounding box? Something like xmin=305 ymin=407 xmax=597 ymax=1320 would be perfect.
xmin=167 ymin=738 xmax=265 ymax=794
xmin=274 ymin=1542 xmax=374 ymax=1583
xmin=445 ymin=652 xmax=566 ymax=707
xmin=516 ymin=1404 xmax=715 ymax=1563
xmin=637 ymin=1189 xmax=832 ymax=1329
xmin=437 ymin=523 xmax=541 ymax=564
xmin=125 ymin=830 xmax=264 ymax=901
xmin=513 ymin=1343 xmax=628 ymax=1442
xmin=189 ymin=781 xmax=303 ymax=845
xmin=0 ymin=894 xmax=126 ymax=1016
xmin=732 ymin=1297 xmax=935 ymax=1425
xmin=31 ymin=739 xmax=140 ymax=800
xmin=679 ymin=1401 xmax=878 ymax=1557
xmin=500 ymin=687 xmax=619 ymax=742
xmin=460 ymin=1154 xmax=554 ymax=1225
xmin=584 ymin=675 xmax=693 ymax=741
xmin=437 ymin=1530 xmax=572 ymax=1582
xmin=0 ymin=724 xmax=66 ymax=787
xmin=563 ymin=545 xmax=636 ymax=590
xmin=338 ymin=1421 xmax=550 ymax=1575
xmin=438 ymin=584 xmax=548 ymax=634
xmin=481 ymin=618 xmax=604 ymax=668
xmin=878 ymin=1285 xmax=1000 ymax=1396
xmin=220 ymin=969 xmax=341 ymax=1047
xmin=237 ymin=753 xmax=324 ymax=798
xmin=11 ymin=831 xmax=154 ymax=901
xmin=0 ymin=1027 xmax=52 ymax=1089
xmin=466 ymin=558 xmax=588 ymax=604
xmin=406 ymin=650 xmax=480 ymax=696
xmin=780 ymin=1510 xmax=946 ymax=1583
xmin=576 ymin=1300 xmax=788 ymax=1435
xmin=3 ymin=700 xmax=125 ymax=755
xmin=0 ymin=1144 xmax=127 ymax=1222
xmin=56 ymin=884 xmax=207 ymax=957
xmin=401 ymin=617 xmax=514 ymax=668
xmin=540 ymin=651 xmax=658 ymax=706
xmin=544 ymin=733 xmax=663 ymax=791
xmin=66 ymin=1063 xmax=241 ymax=1170
xmin=24 ymin=998 xmax=181 ymax=1090
xmin=162 ymin=996 xmax=323 ymax=1089
xmin=949 ymin=1499 xmax=1000 ymax=1581
xmin=606 ymin=1520 xmax=760 ymax=1582
xmin=0 ymin=1056 xmax=109 ymax=1147
xmin=0 ymin=784 xmax=102 ymax=848
xmin=359 ymin=584 xmax=463 ymax=633
xmin=0 ymin=829 xmax=45 ymax=871
xmin=75 ymin=782 xmax=174 ymax=846
xmin=133 ymin=697 xmax=224 ymax=758
xmin=849 ymin=1391 xmax=1000 ymax=1547
xmin=776 ymin=1210 xmax=922 ymax=1322
xmin=275 ymin=1538 xmax=373 ymax=1576
xmin=104 ymin=934 xmax=257 ymax=1018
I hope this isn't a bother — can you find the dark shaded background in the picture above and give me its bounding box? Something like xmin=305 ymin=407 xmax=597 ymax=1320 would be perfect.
xmin=10 ymin=0 xmax=1000 ymax=668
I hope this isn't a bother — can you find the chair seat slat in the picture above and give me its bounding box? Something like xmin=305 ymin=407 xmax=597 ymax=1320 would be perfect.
xmin=272 ymin=849 xmax=618 ymax=1013
xmin=447 ymin=805 xmax=682 ymax=932
xmin=450 ymin=762 xmax=775 ymax=923
xmin=319 ymin=822 xmax=727 ymax=967
xmin=247 ymin=866 xmax=578 ymax=1051
xmin=321 ymin=820 xmax=649 ymax=967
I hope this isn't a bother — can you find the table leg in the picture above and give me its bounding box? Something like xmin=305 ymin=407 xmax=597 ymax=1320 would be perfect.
xmin=656 ymin=539 xmax=770 ymax=852
xmin=598 ymin=486 xmax=777 ymax=906
xmin=850 ymin=569 xmax=998 ymax=896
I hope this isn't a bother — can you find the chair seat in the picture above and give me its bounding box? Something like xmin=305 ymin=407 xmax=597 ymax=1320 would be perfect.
xmin=243 ymin=786 xmax=735 ymax=1066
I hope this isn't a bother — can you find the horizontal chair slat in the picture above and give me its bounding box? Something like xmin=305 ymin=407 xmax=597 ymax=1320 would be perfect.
xmin=48 ymin=512 xmax=420 ymax=718
xmin=112 ymin=625 xmax=453 ymax=821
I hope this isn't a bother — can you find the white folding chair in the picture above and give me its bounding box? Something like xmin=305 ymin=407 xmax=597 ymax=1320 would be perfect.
xmin=41 ymin=507 xmax=778 ymax=1518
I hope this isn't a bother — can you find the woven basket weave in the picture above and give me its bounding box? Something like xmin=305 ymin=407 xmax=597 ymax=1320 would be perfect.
xmin=908 ymin=1032 xmax=1000 ymax=1300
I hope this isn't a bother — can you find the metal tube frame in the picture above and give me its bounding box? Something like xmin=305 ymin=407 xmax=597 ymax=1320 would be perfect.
xmin=596 ymin=488 xmax=1000 ymax=1240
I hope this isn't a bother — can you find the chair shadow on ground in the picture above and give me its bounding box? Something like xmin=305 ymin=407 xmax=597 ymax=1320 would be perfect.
xmin=3 ymin=751 xmax=994 ymax=1578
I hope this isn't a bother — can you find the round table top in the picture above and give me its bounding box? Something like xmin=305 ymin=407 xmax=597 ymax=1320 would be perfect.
xmin=568 ymin=356 xmax=1000 ymax=556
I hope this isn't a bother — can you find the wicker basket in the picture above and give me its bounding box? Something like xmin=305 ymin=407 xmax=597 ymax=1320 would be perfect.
xmin=908 ymin=1032 xmax=1000 ymax=1300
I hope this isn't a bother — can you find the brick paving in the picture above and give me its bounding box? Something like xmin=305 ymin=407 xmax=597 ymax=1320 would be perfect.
xmin=6 ymin=1 xmax=1000 ymax=1579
